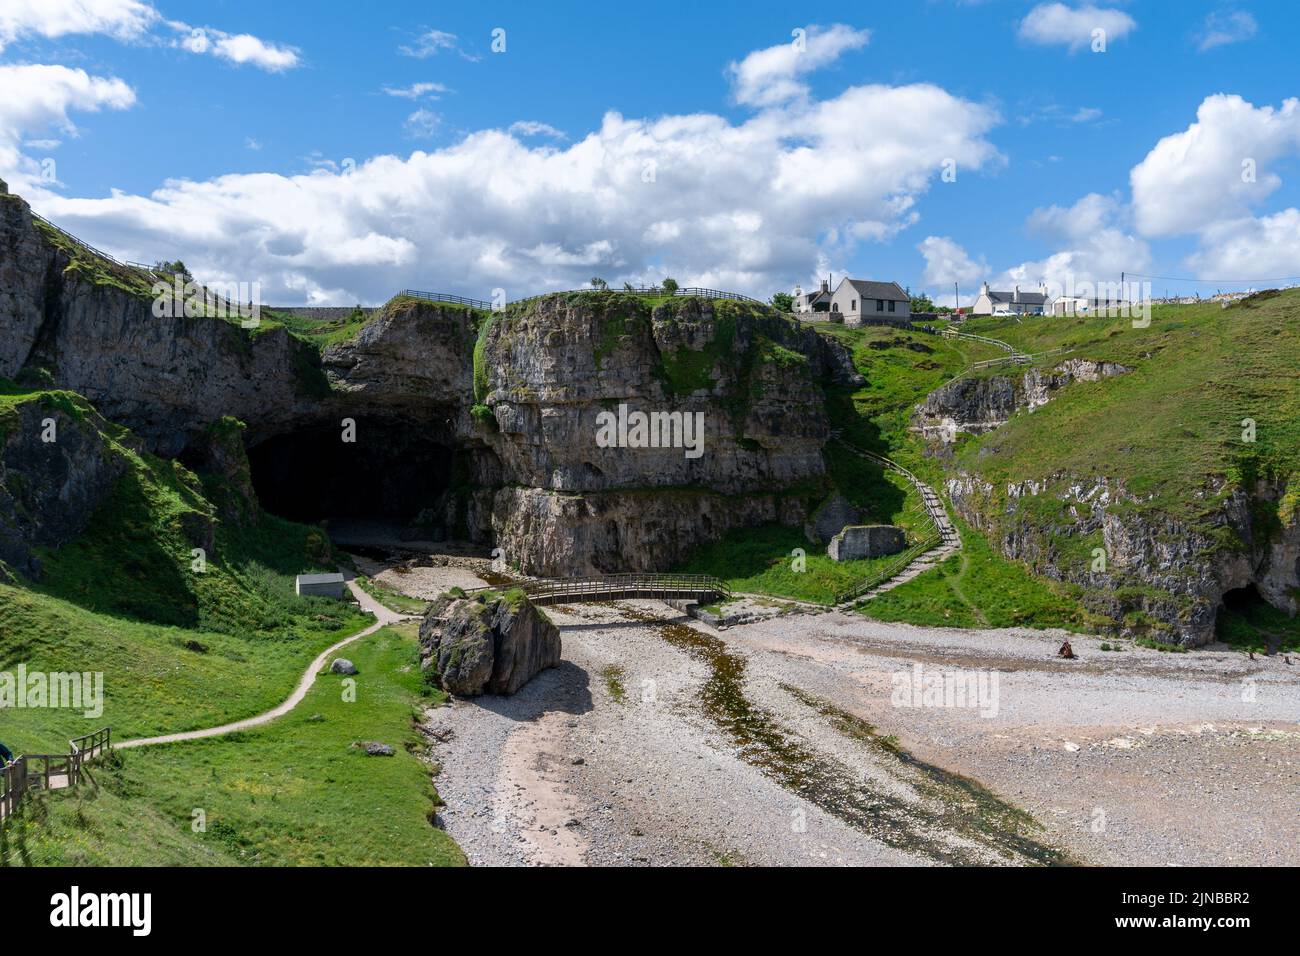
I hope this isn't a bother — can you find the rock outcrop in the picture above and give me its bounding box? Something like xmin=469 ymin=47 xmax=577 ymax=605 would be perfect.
xmin=914 ymin=360 xmax=1131 ymax=442
xmin=945 ymin=472 xmax=1300 ymax=646
xmin=0 ymin=392 xmax=130 ymax=576
xmin=419 ymin=590 xmax=561 ymax=695
xmin=0 ymin=189 xmax=862 ymax=577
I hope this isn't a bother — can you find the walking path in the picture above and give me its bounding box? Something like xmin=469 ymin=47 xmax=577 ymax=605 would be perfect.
xmin=117 ymin=577 xmax=411 ymax=750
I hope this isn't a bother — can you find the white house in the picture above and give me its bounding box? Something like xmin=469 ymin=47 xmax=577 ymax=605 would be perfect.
xmin=828 ymin=278 xmax=910 ymax=325
xmin=793 ymin=276 xmax=834 ymax=313
xmin=972 ymin=282 xmax=1048 ymax=316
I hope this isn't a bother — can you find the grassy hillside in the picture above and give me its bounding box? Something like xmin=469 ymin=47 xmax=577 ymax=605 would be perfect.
xmin=957 ymin=293 xmax=1300 ymax=517
xmin=859 ymin=519 xmax=1091 ymax=630
xmin=1 ymin=384 xmax=369 ymax=753
xmin=2 ymin=624 xmax=464 ymax=867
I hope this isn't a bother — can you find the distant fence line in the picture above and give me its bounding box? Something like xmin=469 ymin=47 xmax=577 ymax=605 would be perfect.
xmin=399 ymin=286 xmax=766 ymax=312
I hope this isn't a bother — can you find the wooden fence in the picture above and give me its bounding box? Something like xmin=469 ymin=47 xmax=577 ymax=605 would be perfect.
xmin=1 ymin=727 xmax=111 ymax=823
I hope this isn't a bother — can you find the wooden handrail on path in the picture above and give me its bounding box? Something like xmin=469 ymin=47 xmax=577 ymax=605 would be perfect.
xmin=1 ymin=728 xmax=112 ymax=824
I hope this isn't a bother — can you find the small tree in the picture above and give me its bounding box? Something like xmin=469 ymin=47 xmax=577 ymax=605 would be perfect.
xmin=662 ymin=277 xmax=679 ymax=294
xmin=155 ymin=259 xmax=191 ymax=280
xmin=910 ymin=294 xmax=937 ymax=313
xmin=770 ymin=291 xmax=794 ymax=313
xmin=590 ymin=277 xmax=608 ymax=290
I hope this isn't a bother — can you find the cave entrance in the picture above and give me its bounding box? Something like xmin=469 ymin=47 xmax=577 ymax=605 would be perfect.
xmin=1220 ymin=583 xmax=1264 ymax=616
xmin=247 ymin=416 xmax=455 ymax=525
xmin=1216 ymin=583 xmax=1296 ymax=653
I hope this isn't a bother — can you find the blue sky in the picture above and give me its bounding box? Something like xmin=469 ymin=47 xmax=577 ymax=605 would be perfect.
xmin=2 ymin=0 xmax=1298 ymax=305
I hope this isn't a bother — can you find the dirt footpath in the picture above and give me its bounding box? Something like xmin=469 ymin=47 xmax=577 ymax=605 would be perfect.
xmin=419 ymin=596 xmax=1300 ymax=867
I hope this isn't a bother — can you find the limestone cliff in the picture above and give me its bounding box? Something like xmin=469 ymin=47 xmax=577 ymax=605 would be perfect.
xmin=944 ymin=471 xmax=1300 ymax=646
xmin=913 ymin=359 xmax=1130 ymax=441
xmin=1 ymin=190 xmax=858 ymax=577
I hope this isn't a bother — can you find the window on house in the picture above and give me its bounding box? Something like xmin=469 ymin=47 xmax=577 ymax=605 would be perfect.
xmin=851 ymin=299 xmax=856 ymax=311
xmin=888 ymin=300 xmax=896 ymax=313
xmin=876 ymin=299 xmax=884 ymax=311
xmin=832 ymin=303 xmax=839 ymax=312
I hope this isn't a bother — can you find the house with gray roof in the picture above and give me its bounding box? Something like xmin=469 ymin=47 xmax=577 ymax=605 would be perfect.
xmin=793 ymin=276 xmax=834 ymax=313
xmin=972 ymin=282 xmax=1049 ymax=316
xmin=829 ymin=278 xmax=910 ymax=326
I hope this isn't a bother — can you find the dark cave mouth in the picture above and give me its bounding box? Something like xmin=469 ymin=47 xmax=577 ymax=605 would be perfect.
xmin=246 ymin=416 xmax=455 ymax=525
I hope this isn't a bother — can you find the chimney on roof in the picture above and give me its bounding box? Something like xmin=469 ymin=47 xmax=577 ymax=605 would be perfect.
xmin=1013 ymin=286 xmax=1020 ymax=303
xmin=820 ymin=276 xmax=829 ymax=293
xmin=979 ymin=281 xmax=989 ymax=296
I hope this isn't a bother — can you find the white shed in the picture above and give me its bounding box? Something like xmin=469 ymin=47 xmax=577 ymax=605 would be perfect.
xmin=296 ymin=572 xmax=347 ymax=599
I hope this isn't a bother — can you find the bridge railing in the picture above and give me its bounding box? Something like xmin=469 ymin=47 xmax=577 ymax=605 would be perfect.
xmin=521 ymin=572 xmax=730 ymax=606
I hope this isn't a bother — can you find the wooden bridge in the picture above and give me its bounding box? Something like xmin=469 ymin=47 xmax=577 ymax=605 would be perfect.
xmin=518 ymin=573 xmax=730 ymax=607
xmin=1 ymin=727 xmax=111 ymax=824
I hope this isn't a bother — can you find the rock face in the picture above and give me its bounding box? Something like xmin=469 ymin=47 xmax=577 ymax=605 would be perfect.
xmin=914 ymin=360 xmax=1131 ymax=442
xmin=418 ymin=591 xmax=561 ymax=695
xmin=804 ymin=493 xmax=861 ymax=545
xmin=0 ymin=394 xmax=129 ymax=576
xmin=0 ymin=189 xmax=861 ymax=577
xmin=946 ymin=472 xmax=1300 ymax=646
xmin=827 ymin=524 xmax=906 ymax=562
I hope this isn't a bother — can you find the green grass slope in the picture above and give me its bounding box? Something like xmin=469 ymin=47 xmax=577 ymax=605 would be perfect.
xmin=2 ymin=624 xmax=463 ymax=867
xmin=1 ymin=385 xmax=368 ymax=754
xmin=957 ymin=293 xmax=1300 ymax=516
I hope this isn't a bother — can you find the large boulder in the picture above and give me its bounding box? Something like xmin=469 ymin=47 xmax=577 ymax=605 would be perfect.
xmin=418 ymin=589 xmax=561 ymax=696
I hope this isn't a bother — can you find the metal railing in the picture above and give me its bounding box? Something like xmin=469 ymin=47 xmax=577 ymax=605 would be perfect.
xmin=521 ymin=572 xmax=730 ymax=606
xmin=1 ymin=727 xmax=111 ymax=824
xmin=828 ymin=438 xmax=959 ymax=606
xmin=398 ymin=289 xmax=494 ymax=311
xmin=28 ymin=210 xmax=146 ymax=273
xmin=940 ymin=327 xmax=1021 ymax=353
xmin=834 ymin=532 xmax=944 ymax=605
xmin=509 ymin=286 xmax=765 ymax=307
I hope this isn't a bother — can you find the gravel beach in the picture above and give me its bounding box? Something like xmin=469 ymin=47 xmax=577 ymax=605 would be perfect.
xmin=405 ymin=570 xmax=1300 ymax=867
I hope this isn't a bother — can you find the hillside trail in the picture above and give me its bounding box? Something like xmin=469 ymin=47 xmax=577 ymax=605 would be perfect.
xmin=117 ymin=575 xmax=412 ymax=750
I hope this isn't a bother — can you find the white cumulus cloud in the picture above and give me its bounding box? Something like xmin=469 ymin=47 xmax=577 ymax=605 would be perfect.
xmin=0 ymin=0 xmax=157 ymax=51
xmin=0 ymin=64 xmax=135 ymax=186
xmin=1018 ymin=3 xmax=1136 ymax=52
xmin=728 ymin=24 xmax=870 ymax=107
xmin=1130 ymin=94 xmax=1300 ymax=237
xmin=14 ymin=73 xmax=1001 ymax=305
